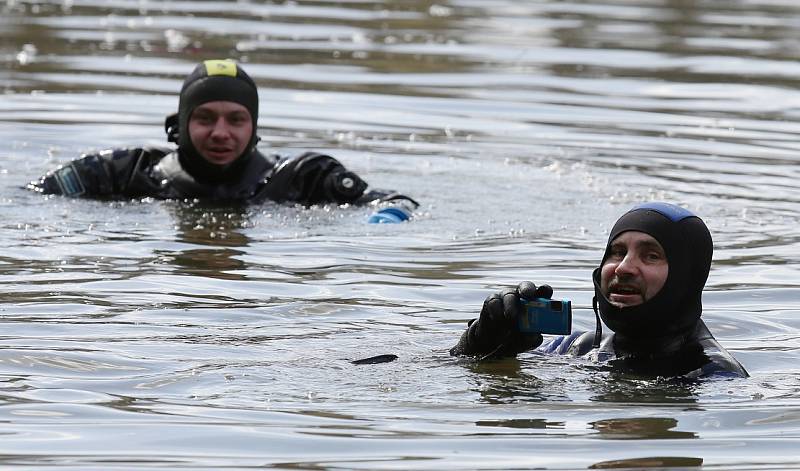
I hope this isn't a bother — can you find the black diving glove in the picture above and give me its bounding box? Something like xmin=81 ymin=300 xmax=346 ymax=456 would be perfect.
xmin=449 ymin=281 xmax=553 ymax=358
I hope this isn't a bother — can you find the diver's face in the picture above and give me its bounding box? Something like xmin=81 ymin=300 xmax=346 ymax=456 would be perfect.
xmin=600 ymin=231 xmax=669 ymax=308
xmin=188 ymin=101 xmax=253 ymax=166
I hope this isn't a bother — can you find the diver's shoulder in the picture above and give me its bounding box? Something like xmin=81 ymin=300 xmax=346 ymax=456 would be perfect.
xmin=70 ymin=146 xmax=174 ymax=173
xmin=697 ymin=337 xmax=749 ymax=378
xmin=689 ymin=320 xmax=749 ymax=378
xmin=77 ymin=145 xmax=172 ymax=159
xmin=140 ymin=145 xmax=174 ymax=156
xmin=250 ymin=147 xmax=280 ymax=167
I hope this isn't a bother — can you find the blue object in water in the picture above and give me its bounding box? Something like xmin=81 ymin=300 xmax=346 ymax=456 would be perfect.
xmin=367 ymin=206 xmax=411 ymax=224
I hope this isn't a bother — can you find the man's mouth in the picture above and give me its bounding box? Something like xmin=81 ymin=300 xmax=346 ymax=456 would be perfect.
xmin=204 ymin=147 xmax=236 ymax=161
xmin=607 ymin=282 xmax=644 ymax=307
xmin=611 ymin=284 xmax=639 ymax=295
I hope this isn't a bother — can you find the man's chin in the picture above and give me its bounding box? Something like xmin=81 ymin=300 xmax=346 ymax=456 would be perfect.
xmin=608 ymin=295 xmax=644 ymax=308
xmin=202 ymin=153 xmax=238 ymax=165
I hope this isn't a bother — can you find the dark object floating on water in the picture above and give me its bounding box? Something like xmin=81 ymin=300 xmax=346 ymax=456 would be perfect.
xmin=351 ymin=354 xmax=398 ymax=365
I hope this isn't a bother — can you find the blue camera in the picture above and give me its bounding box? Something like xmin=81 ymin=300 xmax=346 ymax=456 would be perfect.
xmin=518 ymin=298 xmax=572 ymax=335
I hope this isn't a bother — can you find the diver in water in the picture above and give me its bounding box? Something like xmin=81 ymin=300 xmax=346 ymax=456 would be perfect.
xmin=450 ymin=202 xmax=748 ymax=378
xmin=27 ymin=59 xmax=417 ymax=213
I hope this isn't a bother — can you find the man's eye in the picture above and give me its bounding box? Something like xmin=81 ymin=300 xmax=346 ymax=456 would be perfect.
xmin=645 ymin=251 xmax=664 ymax=262
xmin=609 ymin=247 xmax=626 ymax=258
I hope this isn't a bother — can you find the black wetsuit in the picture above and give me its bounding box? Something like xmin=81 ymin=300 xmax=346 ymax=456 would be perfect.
xmin=450 ymin=318 xmax=747 ymax=378
xmin=29 ymin=59 xmax=415 ymax=209
xmin=449 ymin=202 xmax=749 ymax=379
xmin=537 ymin=321 xmax=748 ymax=378
xmin=27 ymin=146 xmax=411 ymax=207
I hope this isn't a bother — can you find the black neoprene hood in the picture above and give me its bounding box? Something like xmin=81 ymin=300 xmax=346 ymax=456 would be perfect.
xmin=592 ymin=202 xmax=713 ymax=339
xmin=175 ymin=59 xmax=260 ymax=183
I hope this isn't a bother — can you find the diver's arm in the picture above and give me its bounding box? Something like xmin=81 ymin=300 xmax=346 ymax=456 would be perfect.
xmin=27 ymin=148 xmax=152 ymax=197
xmin=260 ymin=151 xmax=418 ymax=210
xmin=259 ymin=151 xmax=365 ymax=205
xmin=450 ymin=282 xmax=549 ymax=359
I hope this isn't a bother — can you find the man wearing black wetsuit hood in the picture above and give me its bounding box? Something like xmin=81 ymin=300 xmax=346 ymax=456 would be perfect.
xmin=28 ymin=59 xmax=417 ymax=211
xmin=450 ymin=202 xmax=748 ymax=378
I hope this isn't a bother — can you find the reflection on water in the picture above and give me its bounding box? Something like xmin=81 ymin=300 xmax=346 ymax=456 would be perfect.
xmin=590 ymin=417 xmax=697 ymax=440
xmin=590 ymin=456 xmax=703 ymax=469
xmin=476 ymin=417 xmax=562 ymax=430
xmin=2 ymin=0 xmax=800 ymax=469
xmin=463 ymin=356 xmax=566 ymax=404
xmin=166 ymin=203 xmax=253 ymax=280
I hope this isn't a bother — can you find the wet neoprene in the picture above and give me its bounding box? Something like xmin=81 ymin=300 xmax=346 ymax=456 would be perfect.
xmin=592 ymin=202 xmax=712 ymax=347
xmin=174 ymin=59 xmax=260 ymax=184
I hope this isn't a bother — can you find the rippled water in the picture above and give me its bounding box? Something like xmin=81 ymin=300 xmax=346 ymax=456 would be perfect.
xmin=2 ymin=0 xmax=800 ymax=469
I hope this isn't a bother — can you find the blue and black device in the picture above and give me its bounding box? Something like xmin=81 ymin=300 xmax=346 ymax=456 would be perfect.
xmin=518 ymin=298 xmax=572 ymax=335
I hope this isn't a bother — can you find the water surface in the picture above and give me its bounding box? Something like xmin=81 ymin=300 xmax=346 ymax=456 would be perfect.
xmin=2 ymin=0 xmax=800 ymax=469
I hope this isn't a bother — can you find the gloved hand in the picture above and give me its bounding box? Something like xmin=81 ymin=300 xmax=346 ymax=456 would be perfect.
xmin=450 ymin=281 xmax=553 ymax=358
xmin=367 ymin=195 xmax=419 ymax=224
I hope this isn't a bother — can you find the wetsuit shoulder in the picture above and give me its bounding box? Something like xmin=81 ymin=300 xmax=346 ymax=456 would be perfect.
xmin=28 ymin=146 xmax=171 ymax=197
xmin=686 ymin=322 xmax=749 ymax=378
xmin=604 ymin=321 xmax=748 ymax=378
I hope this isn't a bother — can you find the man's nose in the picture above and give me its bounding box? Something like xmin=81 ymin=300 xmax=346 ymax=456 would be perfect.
xmin=210 ymin=118 xmax=230 ymax=137
xmin=614 ymin=253 xmax=637 ymax=276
